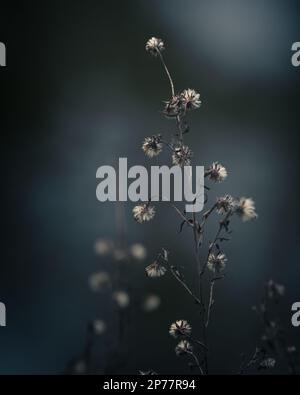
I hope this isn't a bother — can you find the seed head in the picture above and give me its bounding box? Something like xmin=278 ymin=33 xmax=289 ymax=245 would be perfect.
xmin=145 ymin=37 xmax=165 ymax=56
xmin=180 ymin=88 xmax=201 ymax=110
xmin=169 ymin=320 xmax=192 ymax=338
xmin=133 ymin=203 xmax=155 ymax=223
xmin=172 ymin=145 xmax=193 ymax=167
xmin=175 ymin=340 xmax=193 ymax=356
xmin=235 ymin=197 xmax=257 ymax=221
xmin=216 ymin=195 xmax=235 ymax=214
xmin=145 ymin=260 xmax=167 ymax=278
xmin=207 ymin=162 xmax=228 ymax=182
xmin=142 ymin=135 xmax=163 ymax=157
xmin=207 ymin=252 xmax=227 ymax=273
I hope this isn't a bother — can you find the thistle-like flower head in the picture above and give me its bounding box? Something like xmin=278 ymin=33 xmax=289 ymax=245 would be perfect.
xmin=163 ymin=95 xmax=183 ymax=118
xmin=172 ymin=145 xmax=193 ymax=167
xmin=207 ymin=252 xmax=227 ymax=273
xmin=145 ymin=260 xmax=167 ymax=278
xmin=207 ymin=162 xmax=228 ymax=182
xmin=175 ymin=339 xmax=193 ymax=356
xmin=235 ymin=197 xmax=257 ymax=221
xmin=142 ymin=135 xmax=163 ymax=157
xmin=145 ymin=37 xmax=165 ymax=56
xmin=133 ymin=203 xmax=155 ymax=223
xmin=180 ymin=88 xmax=201 ymax=110
xmin=169 ymin=319 xmax=192 ymax=338
xmin=216 ymin=195 xmax=235 ymax=215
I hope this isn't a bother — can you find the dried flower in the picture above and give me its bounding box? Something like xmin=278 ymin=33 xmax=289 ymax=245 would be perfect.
xmin=143 ymin=294 xmax=161 ymax=312
xmin=133 ymin=203 xmax=155 ymax=223
xmin=145 ymin=260 xmax=167 ymax=278
xmin=259 ymin=357 xmax=276 ymax=369
xmin=142 ymin=135 xmax=163 ymax=157
xmin=169 ymin=320 xmax=192 ymax=338
xmin=94 ymin=238 xmax=113 ymax=256
xmin=207 ymin=252 xmax=227 ymax=273
xmin=93 ymin=319 xmax=106 ymax=335
xmin=89 ymin=271 xmax=110 ymax=292
xmin=180 ymin=88 xmax=201 ymax=110
xmin=139 ymin=370 xmax=158 ymax=375
xmin=216 ymin=195 xmax=235 ymax=214
xmin=163 ymin=95 xmax=183 ymax=118
xmin=175 ymin=340 xmax=193 ymax=356
xmin=236 ymin=197 xmax=257 ymax=221
xmin=113 ymin=290 xmax=130 ymax=308
xmin=172 ymin=145 xmax=193 ymax=167
xmin=206 ymin=162 xmax=228 ymax=182
xmin=145 ymin=37 xmax=165 ymax=56
xmin=130 ymin=243 xmax=147 ymax=261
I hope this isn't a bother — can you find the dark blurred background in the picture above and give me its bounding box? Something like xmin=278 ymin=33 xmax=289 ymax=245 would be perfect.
xmin=1 ymin=0 xmax=300 ymax=374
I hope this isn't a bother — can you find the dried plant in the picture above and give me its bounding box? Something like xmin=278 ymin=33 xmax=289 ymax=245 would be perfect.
xmin=134 ymin=37 xmax=258 ymax=374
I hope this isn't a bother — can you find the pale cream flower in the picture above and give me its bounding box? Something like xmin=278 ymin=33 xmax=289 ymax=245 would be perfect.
xmin=133 ymin=203 xmax=155 ymax=223
xmin=142 ymin=135 xmax=163 ymax=157
xmin=145 ymin=37 xmax=165 ymax=56
xmin=169 ymin=320 xmax=192 ymax=338
xmin=172 ymin=145 xmax=193 ymax=167
xmin=145 ymin=260 xmax=167 ymax=278
xmin=94 ymin=238 xmax=113 ymax=256
xmin=180 ymin=88 xmax=201 ymax=110
xmin=207 ymin=162 xmax=228 ymax=182
xmin=130 ymin=243 xmax=147 ymax=261
xmin=207 ymin=253 xmax=227 ymax=273
xmin=89 ymin=271 xmax=110 ymax=292
xmin=143 ymin=294 xmax=161 ymax=312
xmin=93 ymin=319 xmax=106 ymax=335
xmin=113 ymin=290 xmax=130 ymax=308
xmin=236 ymin=197 xmax=257 ymax=221
xmin=175 ymin=340 xmax=193 ymax=356
xmin=216 ymin=195 xmax=235 ymax=214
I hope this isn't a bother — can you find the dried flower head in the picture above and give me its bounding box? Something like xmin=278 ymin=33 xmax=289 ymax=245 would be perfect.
xmin=169 ymin=320 xmax=192 ymax=338
xmin=142 ymin=135 xmax=163 ymax=157
xmin=139 ymin=370 xmax=158 ymax=375
xmin=207 ymin=252 xmax=227 ymax=273
xmin=113 ymin=290 xmax=130 ymax=308
xmin=130 ymin=243 xmax=147 ymax=261
xmin=133 ymin=203 xmax=155 ymax=223
xmin=180 ymin=88 xmax=201 ymax=110
xmin=143 ymin=294 xmax=161 ymax=312
xmin=89 ymin=271 xmax=110 ymax=292
xmin=145 ymin=37 xmax=165 ymax=56
xmin=206 ymin=162 xmax=228 ymax=182
xmin=236 ymin=197 xmax=257 ymax=221
xmin=145 ymin=260 xmax=167 ymax=278
xmin=172 ymin=145 xmax=193 ymax=167
xmin=94 ymin=238 xmax=113 ymax=256
xmin=163 ymin=95 xmax=183 ymax=118
xmin=216 ymin=195 xmax=235 ymax=214
xmin=175 ymin=340 xmax=193 ymax=356
xmin=93 ymin=319 xmax=106 ymax=335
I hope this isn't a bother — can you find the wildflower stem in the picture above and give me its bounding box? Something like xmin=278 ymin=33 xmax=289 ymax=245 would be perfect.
xmin=158 ymin=51 xmax=175 ymax=97
xmin=169 ymin=266 xmax=202 ymax=307
xmin=190 ymin=351 xmax=204 ymax=375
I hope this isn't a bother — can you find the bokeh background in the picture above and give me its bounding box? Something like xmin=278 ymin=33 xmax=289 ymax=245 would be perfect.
xmin=1 ymin=0 xmax=300 ymax=374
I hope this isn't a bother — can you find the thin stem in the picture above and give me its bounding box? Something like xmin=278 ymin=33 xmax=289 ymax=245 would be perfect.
xmin=169 ymin=266 xmax=202 ymax=307
xmin=158 ymin=51 xmax=175 ymax=97
xmin=190 ymin=352 xmax=204 ymax=375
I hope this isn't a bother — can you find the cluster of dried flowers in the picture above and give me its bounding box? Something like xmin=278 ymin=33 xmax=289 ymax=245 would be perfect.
xmin=133 ymin=36 xmax=259 ymax=374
